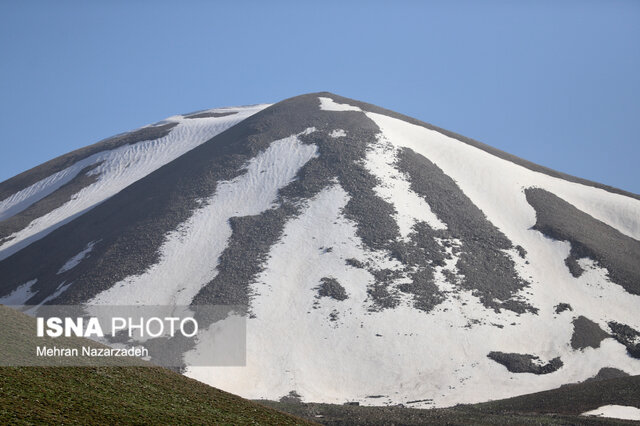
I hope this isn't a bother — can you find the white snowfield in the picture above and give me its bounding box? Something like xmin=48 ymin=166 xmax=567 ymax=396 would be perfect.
xmin=188 ymin=98 xmax=640 ymax=408
xmin=0 ymin=104 xmax=270 ymax=260
xmin=582 ymin=405 xmax=640 ymax=421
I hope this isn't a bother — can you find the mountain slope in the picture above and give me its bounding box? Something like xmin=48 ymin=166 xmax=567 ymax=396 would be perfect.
xmin=0 ymin=92 xmax=638 ymax=407
xmin=0 ymin=104 xmax=268 ymax=260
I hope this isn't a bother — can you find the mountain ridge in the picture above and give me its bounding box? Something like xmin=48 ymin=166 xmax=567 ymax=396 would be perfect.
xmin=312 ymin=92 xmax=640 ymax=201
xmin=2 ymin=92 xmax=638 ymax=202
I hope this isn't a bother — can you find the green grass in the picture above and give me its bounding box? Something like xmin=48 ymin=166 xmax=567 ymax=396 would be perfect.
xmin=0 ymin=366 xmax=314 ymax=425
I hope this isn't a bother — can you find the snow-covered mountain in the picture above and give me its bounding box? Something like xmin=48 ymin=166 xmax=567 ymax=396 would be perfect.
xmin=0 ymin=93 xmax=639 ymax=408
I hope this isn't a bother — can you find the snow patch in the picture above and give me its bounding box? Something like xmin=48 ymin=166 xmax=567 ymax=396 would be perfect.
xmin=318 ymin=97 xmax=361 ymax=112
xmin=0 ymin=165 xmax=87 ymax=222
xmin=57 ymin=241 xmax=96 ymax=274
xmin=329 ymin=129 xmax=346 ymax=138
xmin=364 ymin=134 xmax=447 ymax=239
xmin=39 ymin=282 xmax=73 ymax=305
xmin=582 ymin=405 xmax=640 ymax=421
xmin=0 ymin=279 xmax=37 ymax=305
xmin=90 ymin=129 xmax=318 ymax=306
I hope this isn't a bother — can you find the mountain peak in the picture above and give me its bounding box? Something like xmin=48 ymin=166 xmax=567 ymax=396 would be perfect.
xmin=0 ymin=93 xmax=639 ymax=407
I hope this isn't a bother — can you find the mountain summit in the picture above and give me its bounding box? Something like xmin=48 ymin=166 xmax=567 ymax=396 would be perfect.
xmin=0 ymin=93 xmax=639 ymax=407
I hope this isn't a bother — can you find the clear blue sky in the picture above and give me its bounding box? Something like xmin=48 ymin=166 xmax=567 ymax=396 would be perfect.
xmin=1 ymin=0 xmax=639 ymax=194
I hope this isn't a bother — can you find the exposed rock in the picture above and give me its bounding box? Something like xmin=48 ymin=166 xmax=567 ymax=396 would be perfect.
xmin=525 ymin=187 xmax=640 ymax=295
xmin=570 ymin=316 xmax=610 ymax=350
xmin=608 ymin=321 xmax=640 ymax=359
xmin=487 ymin=351 xmax=563 ymax=374
xmin=279 ymin=390 xmax=302 ymax=404
xmin=584 ymin=367 xmax=630 ymax=383
xmin=317 ymin=277 xmax=348 ymax=301
xmin=184 ymin=111 xmax=237 ymax=119
xmin=397 ymin=148 xmax=534 ymax=314
xmin=554 ymin=303 xmax=573 ymax=314
xmin=345 ymin=258 xmax=365 ymax=269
